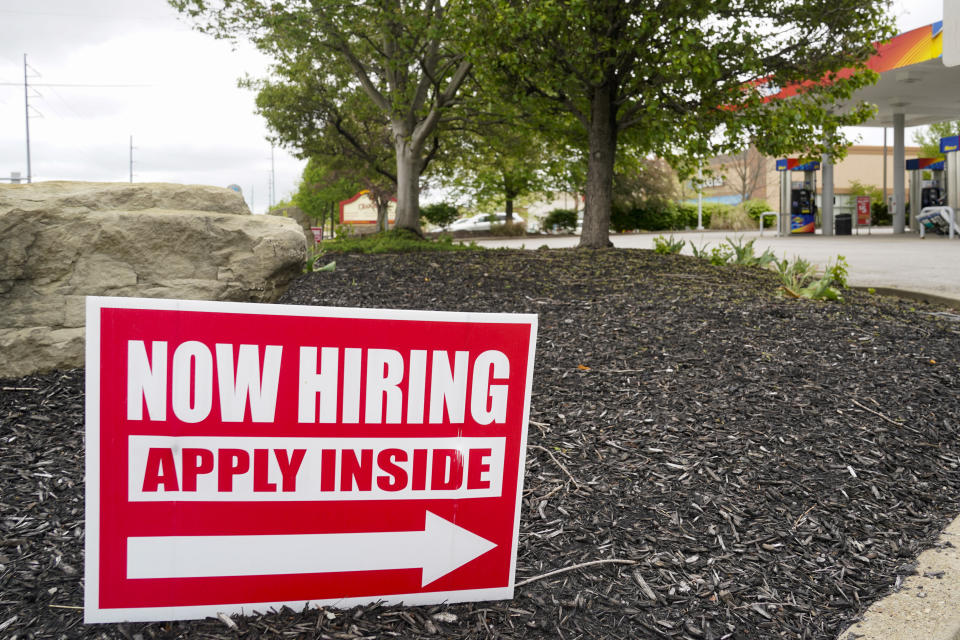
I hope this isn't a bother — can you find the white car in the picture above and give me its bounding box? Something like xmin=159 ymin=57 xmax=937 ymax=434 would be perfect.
xmin=448 ymin=213 xmax=515 ymax=232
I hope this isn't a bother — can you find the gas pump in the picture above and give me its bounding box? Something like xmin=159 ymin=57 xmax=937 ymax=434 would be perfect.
xmin=906 ymin=158 xmax=945 ymax=232
xmin=914 ymin=136 xmax=959 ymax=239
xmin=776 ymin=159 xmax=820 ymax=236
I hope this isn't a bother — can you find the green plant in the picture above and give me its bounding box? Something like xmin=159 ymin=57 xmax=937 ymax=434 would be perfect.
xmin=774 ymin=255 xmax=846 ymax=301
xmin=318 ymin=229 xmax=478 ymax=254
xmin=652 ymin=234 xmax=685 ymax=254
xmin=772 ymin=255 xmax=814 ymax=289
xmin=709 ymin=206 xmax=755 ymax=231
xmin=723 ymin=236 xmax=777 ymax=267
xmin=421 ymin=202 xmax=460 ymax=228
xmin=741 ymin=199 xmax=776 ymax=227
xmin=689 ymin=239 xmax=711 ymax=259
xmin=488 ymin=221 xmax=528 ymax=236
xmin=708 ymin=245 xmax=733 ymax=266
xmin=544 ymin=209 xmax=578 ymax=232
xmin=304 ymin=245 xmax=325 ymax=273
xmin=827 ymin=255 xmax=849 ymax=288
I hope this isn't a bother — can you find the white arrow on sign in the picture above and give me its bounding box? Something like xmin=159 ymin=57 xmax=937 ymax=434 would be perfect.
xmin=126 ymin=511 xmax=497 ymax=587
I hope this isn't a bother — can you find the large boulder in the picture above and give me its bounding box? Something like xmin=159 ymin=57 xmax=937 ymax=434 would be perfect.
xmin=0 ymin=181 xmax=308 ymax=378
xmin=268 ymin=205 xmax=318 ymax=244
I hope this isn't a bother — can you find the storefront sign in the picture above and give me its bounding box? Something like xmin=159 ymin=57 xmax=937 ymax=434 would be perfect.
xmin=339 ymin=191 xmax=397 ymax=225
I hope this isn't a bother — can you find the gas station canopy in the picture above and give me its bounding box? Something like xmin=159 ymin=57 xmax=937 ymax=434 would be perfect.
xmin=840 ymin=20 xmax=960 ymax=127
xmin=772 ymin=2 xmax=960 ymax=236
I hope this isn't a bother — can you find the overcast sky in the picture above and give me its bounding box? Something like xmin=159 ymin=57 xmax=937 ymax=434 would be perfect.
xmin=0 ymin=0 xmax=947 ymax=212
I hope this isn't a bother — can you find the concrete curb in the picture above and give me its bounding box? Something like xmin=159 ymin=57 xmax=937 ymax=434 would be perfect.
xmin=837 ymin=515 xmax=960 ymax=640
xmin=854 ymin=286 xmax=960 ymax=312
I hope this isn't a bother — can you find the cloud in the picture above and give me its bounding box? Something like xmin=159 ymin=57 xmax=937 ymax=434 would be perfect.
xmin=0 ymin=0 xmax=305 ymax=210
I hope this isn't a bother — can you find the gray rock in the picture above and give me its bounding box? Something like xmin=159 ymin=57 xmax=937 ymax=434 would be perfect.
xmin=0 ymin=182 xmax=307 ymax=378
xmin=267 ymin=205 xmax=319 ymax=244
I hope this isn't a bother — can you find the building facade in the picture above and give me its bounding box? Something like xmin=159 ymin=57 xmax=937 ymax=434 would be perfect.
xmin=700 ymin=145 xmax=924 ymax=210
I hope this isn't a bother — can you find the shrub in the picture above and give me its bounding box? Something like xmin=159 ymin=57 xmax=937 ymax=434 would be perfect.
xmin=741 ymin=199 xmax=776 ymax=227
xmin=612 ymin=202 xmax=709 ymax=232
xmin=709 ymin=205 xmax=755 ymax=231
xmin=544 ymin=208 xmax=578 ymax=232
xmin=488 ymin=221 xmax=527 ymax=236
xmin=421 ymin=202 xmax=460 ymax=228
xmin=674 ymin=203 xmax=713 ymax=229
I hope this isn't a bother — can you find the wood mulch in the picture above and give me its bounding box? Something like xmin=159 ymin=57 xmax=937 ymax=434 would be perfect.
xmin=2 ymin=248 xmax=959 ymax=639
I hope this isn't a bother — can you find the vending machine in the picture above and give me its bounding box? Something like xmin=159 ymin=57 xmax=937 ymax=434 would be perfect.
xmin=776 ymin=159 xmax=821 ymax=235
xmin=907 ymin=158 xmax=945 ymax=232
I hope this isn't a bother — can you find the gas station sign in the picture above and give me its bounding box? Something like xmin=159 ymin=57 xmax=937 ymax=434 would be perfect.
xmin=85 ymin=297 xmax=537 ymax=622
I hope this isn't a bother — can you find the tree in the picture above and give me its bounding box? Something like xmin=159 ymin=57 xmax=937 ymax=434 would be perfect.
xmin=294 ymin=156 xmax=362 ymax=237
xmin=471 ymin=0 xmax=894 ymax=248
xmin=723 ymin=146 xmax=769 ymax=205
xmin=253 ymin=73 xmax=402 ymax=232
xmin=170 ymin=0 xmax=472 ymax=233
xmin=612 ymin=156 xmax=678 ymax=214
xmin=913 ymin=121 xmax=960 ymax=159
xmin=433 ymin=116 xmax=560 ymax=220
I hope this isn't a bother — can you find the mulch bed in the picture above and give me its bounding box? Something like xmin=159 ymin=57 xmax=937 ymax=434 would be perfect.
xmin=2 ymin=248 xmax=960 ymax=639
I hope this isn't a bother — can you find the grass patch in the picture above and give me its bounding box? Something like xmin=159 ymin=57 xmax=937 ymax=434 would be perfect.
xmin=317 ymin=229 xmax=479 ymax=255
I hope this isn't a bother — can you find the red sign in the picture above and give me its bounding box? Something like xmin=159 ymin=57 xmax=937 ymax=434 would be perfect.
xmin=84 ymin=297 xmax=537 ymax=622
xmin=857 ymin=196 xmax=872 ymax=225
xmin=310 ymin=227 xmax=323 ymax=243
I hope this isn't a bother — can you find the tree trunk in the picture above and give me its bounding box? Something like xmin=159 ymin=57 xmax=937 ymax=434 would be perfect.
xmin=505 ymin=196 xmax=514 ymax=220
xmin=579 ymin=82 xmax=618 ymax=249
xmin=394 ymin=139 xmax=422 ymax=233
xmin=377 ymin=200 xmax=389 ymax=232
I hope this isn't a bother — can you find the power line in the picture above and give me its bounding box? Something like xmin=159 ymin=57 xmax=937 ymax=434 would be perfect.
xmin=0 ymin=9 xmax=180 ymax=21
xmin=0 ymin=82 xmax=151 ymax=88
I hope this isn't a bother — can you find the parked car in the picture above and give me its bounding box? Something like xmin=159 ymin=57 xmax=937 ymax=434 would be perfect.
xmin=448 ymin=212 xmax=515 ymax=232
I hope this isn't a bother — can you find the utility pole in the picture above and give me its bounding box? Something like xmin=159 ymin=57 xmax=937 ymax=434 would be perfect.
xmin=129 ymin=135 xmax=134 ymax=183
xmin=270 ymin=145 xmax=276 ymax=209
xmin=24 ymin=54 xmax=32 ymax=183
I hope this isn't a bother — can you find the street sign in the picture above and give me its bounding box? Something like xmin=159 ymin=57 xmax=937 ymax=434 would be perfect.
xmin=85 ymin=297 xmax=537 ymax=623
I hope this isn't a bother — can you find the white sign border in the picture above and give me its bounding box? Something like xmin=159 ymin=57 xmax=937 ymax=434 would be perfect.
xmin=84 ymin=296 xmax=538 ymax=623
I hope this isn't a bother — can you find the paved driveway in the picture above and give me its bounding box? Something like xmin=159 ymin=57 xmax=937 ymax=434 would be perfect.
xmin=474 ymin=227 xmax=960 ymax=304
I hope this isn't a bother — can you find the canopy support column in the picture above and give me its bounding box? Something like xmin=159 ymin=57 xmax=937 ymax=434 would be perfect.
xmin=894 ymin=113 xmax=906 ymax=233
xmin=821 ymin=152 xmax=834 ymax=236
